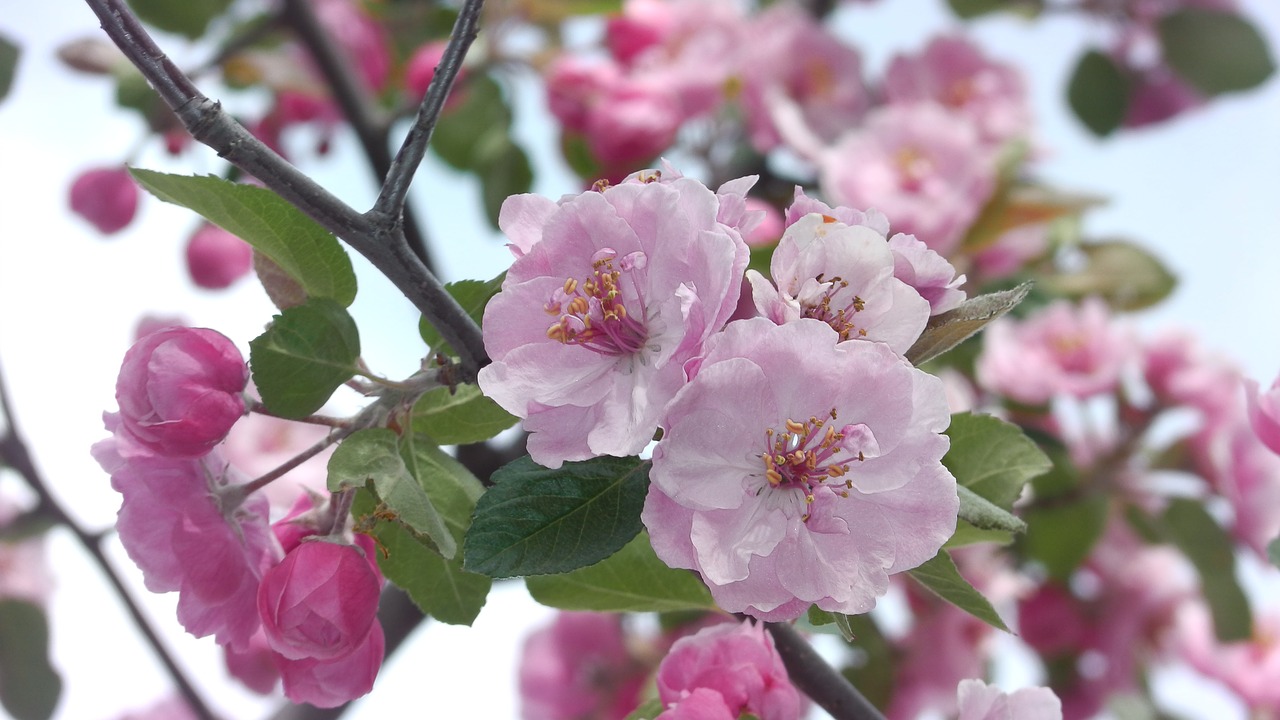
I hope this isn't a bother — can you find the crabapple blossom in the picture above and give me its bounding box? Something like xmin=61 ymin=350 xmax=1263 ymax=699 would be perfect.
xmin=585 ymin=81 xmax=683 ymax=170
xmin=276 ymin=621 xmax=386 ymax=708
xmin=519 ymin=612 xmax=646 ymax=720
xmin=819 ymin=103 xmax=996 ymax=255
xmin=743 ymin=197 xmax=783 ymax=247
xmin=887 ymin=232 xmax=967 ymax=315
xmin=976 ymin=297 xmax=1132 ymax=406
xmin=68 ymin=165 xmax=139 ymax=235
xmin=1193 ymin=415 xmax=1280 ymax=556
xmin=185 ymin=224 xmax=254 ymax=289
xmin=1245 ymin=374 xmax=1280 ymax=455
xmin=114 ymin=326 xmax=248 ymax=458
xmin=224 ymin=630 xmax=281 ymax=695
xmin=1172 ymin=602 xmax=1280 ymax=716
xmin=257 ymin=537 xmax=382 ymax=661
xmin=748 ymin=213 xmax=931 ymax=355
xmin=643 ymin=318 xmax=957 ymax=620
xmin=956 ymin=679 xmax=1062 ymax=720
xmin=479 ymin=170 xmax=751 ymax=467
xmin=655 ymin=619 xmax=802 ymax=720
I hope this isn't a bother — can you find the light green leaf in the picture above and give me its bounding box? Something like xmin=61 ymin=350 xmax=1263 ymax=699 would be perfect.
xmin=1068 ymin=50 xmax=1130 ymax=137
xmin=419 ymin=274 xmax=505 ymax=354
xmin=907 ymin=551 xmax=1009 ymax=632
xmin=944 ymin=412 xmax=1052 ymax=508
xmin=127 ymin=0 xmax=234 ymax=38
xmin=1159 ymin=498 xmax=1252 ymax=642
xmin=330 ymin=429 xmax=455 ymax=560
xmin=432 ymin=74 xmax=511 ymax=170
xmin=957 ymin=485 xmax=1026 ymax=534
xmin=249 ymin=298 xmax=360 ymax=418
xmin=945 ymin=520 xmax=1014 ymax=548
xmin=1042 ymin=239 xmax=1177 ymax=311
xmin=623 ymin=699 xmax=665 ymax=720
xmin=464 ymin=455 xmax=650 ymax=578
xmin=410 ymin=384 xmax=517 ymax=445
xmin=130 ymin=170 xmax=357 ymax=306
xmin=1159 ymin=9 xmax=1275 ymax=96
xmin=525 ymin=533 xmax=715 ymax=613
xmin=906 ymin=283 xmax=1031 ymax=366
xmin=1021 ymin=495 xmax=1109 ymax=581
xmin=0 ymin=600 xmax=61 ymax=720
xmin=1268 ymin=535 xmax=1280 ymax=570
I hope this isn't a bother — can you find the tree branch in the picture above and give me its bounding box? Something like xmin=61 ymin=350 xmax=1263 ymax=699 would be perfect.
xmin=765 ymin=622 xmax=887 ymax=720
xmin=81 ymin=0 xmax=489 ymax=381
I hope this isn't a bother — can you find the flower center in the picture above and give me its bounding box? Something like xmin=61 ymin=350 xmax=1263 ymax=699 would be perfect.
xmin=545 ymin=249 xmax=650 ymax=357
xmin=798 ymin=273 xmax=867 ymax=342
xmin=759 ymin=409 xmax=871 ymax=523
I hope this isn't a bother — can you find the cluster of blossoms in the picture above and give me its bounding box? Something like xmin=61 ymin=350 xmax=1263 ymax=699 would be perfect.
xmin=92 ymin=326 xmax=384 ymax=708
xmin=479 ymin=165 xmax=964 ymax=622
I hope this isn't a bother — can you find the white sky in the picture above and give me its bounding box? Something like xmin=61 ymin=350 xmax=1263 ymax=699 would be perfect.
xmin=0 ymin=0 xmax=1278 ymax=718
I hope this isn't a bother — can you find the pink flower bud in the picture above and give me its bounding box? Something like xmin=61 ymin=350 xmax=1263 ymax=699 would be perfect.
xmin=257 ymin=539 xmax=382 ymax=661
xmin=69 ymin=166 xmax=139 ymax=235
xmin=405 ymin=41 xmax=460 ymax=102
xmin=115 ymin=327 xmax=248 ymax=458
xmin=586 ymin=83 xmax=681 ymax=170
xmin=655 ymin=620 xmax=802 ymax=720
xmin=277 ymin=621 xmax=385 ymax=708
xmin=185 ymin=224 xmax=254 ymax=289
xmin=743 ymin=198 xmax=782 ymax=247
xmin=224 ymin=631 xmax=281 ymax=695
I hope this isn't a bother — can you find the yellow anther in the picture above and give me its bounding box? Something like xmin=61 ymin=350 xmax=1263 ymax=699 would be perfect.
xmin=789 ymin=450 xmax=807 ymax=465
xmin=805 ymin=493 xmax=815 ymax=504
xmin=563 ymin=278 xmax=578 ymax=294
xmin=822 ymin=425 xmax=837 ymax=447
xmin=785 ymin=419 xmax=807 ymax=434
xmin=828 ymin=464 xmax=846 ymax=478
xmin=568 ymin=297 xmax=589 ymax=315
xmin=615 ymin=305 xmax=628 ymax=319
xmin=766 ymin=469 xmax=783 ymax=486
xmin=546 ymin=324 xmax=566 ymax=342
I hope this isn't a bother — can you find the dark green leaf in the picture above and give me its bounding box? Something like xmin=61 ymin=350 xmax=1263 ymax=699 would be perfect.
xmin=957 ymin=485 xmax=1026 ymax=534
xmin=1068 ymin=50 xmax=1130 ymax=137
xmin=127 ymin=0 xmax=233 ymax=38
xmin=906 ymin=283 xmax=1031 ymax=365
xmin=0 ymin=600 xmax=61 ymax=720
xmin=329 ymin=429 xmax=455 ymax=559
xmin=1159 ymin=9 xmax=1275 ymax=95
xmin=624 ymin=699 xmax=665 ymax=720
xmin=479 ymin=138 xmax=534 ymax=231
xmin=1043 ymin=240 xmax=1177 ymax=311
xmin=1269 ymin=535 xmax=1280 ymax=570
xmin=418 ymin=274 xmax=505 ymax=353
xmin=907 ymin=551 xmax=1009 ymax=631
xmin=525 ymin=533 xmax=715 ymax=612
xmin=249 ymin=298 xmax=360 ymax=418
xmin=944 ymin=412 xmax=1052 ymax=508
xmin=945 ymin=520 xmax=1014 ymax=548
xmin=0 ymin=35 xmax=20 ymax=103
xmin=130 ymin=170 xmax=357 ymax=306
xmin=432 ymin=75 xmax=511 ymax=170
xmin=1020 ymin=495 xmax=1108 ymax=581
xmin=1159 ymin=498 xmax=1251 ymax=641
xmin=947 ymin=0 xmax=1013 ymax=18
xmin=464 ymin=455 xmax=650 ymax=578
xmin=410 ymin=384 xmax=517 ymax=445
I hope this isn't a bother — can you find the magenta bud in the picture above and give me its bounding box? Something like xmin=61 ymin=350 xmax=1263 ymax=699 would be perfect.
xmin=186 ymin=224 xmax=254 ymax=289
xmin=69 ymin=166 xmax=139 ymax=235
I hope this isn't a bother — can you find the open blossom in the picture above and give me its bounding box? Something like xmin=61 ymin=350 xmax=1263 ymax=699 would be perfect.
xmin=747 ymin=213 xmax=931 ymax=355
xmin=1172 ymin=601 xmax=1280 ymax=716
xmin=68 ymin=165 xmax=139 ymax=235
xmin=519 ymin=612 xmax=647 ymax=720
xmin=977 ymin=297 xmax=1132 ymax=406
xmin=655 ymin=620 xmax=802 ymax=720
xmin=1245 ymin=374 xmax=1280 ymax=455
xmin=115 ymin=326 xmax=248 ymax=458
xmin=643 ymin=318 xmax=957 ymax=620
xmin=956 ymin=679 xmax=1062 ymax=720
xmin=478 ymin=170 xmax=751 ymax=467
xmin=819 ymin=103 xmax=996 ymax=256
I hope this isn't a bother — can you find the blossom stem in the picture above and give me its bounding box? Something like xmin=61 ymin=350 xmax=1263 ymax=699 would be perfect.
xmin=765 ymin=622 xmax=888 ymax=720
xmin=243 ymin=397 xmax=352 ymax=429
xmin=80 ymin=0 xmax=490 ymax=382
xmin=0 ymin=360 xmax=217 ymax=720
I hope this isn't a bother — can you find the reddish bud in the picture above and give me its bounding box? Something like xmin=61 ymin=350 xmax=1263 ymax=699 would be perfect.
xmin=69 ymin=166 xmax=139 ymax=235
xmin=185 ymin=224 xmax=253 ymax=289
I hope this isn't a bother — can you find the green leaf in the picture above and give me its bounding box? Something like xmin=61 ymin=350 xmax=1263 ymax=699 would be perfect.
xmin=1020 ymin=495 xmax=1109 ymax=581
xmin=623 ymin=699 xmax=665 ymax=720
xmin=906 ymin=283 xmax=1031 ymax=365
xmin=464 ymin=455 xmax=650 ymax=578
xmin=330 ymin=429 xmax=455 ymax=559
xmin=249 ymin=298 xmax=360 ymax=418
xmin=525 ymin=533 xmax=715 ymax=612
xmin=478 ymin=138 xmax=534 ymax=231
xmin=1159 ymin=498 xmax=1252 ymax=642
xmin=127 ymin=0 xmax=233 ymax=38
xmin=957 ymin=485 xmax=1026 ymax=534
xmin=432 ymin=75 xmax=511 ymax=170
xmin=944 ymin=412 xmax=1052 ymax=508
xmin=418 ymin=273 xmax=506 ymax=353
xmin=0 ymin=600 xmax=61 ymax=720
xmin=1159 ymin=9 xmax=1275 ymax=95
xmin=410 ymin=384 xmax=517 ymax=445
xmin=1068 ymin=50 xmax=1130 ymax=137
xmin=907 ymin=551 xmax=1009 ymax=632
xmin=0 ymin=35 xmax=19 ymax=104
xmin=1042 ymin=239 xmax=1177 ymax=311
xmin=947 ymin=0 xmax=1015 ymax=18
xmin=130 ymin=170 xmax=357 ymax=306
xmin=1268 ymin=535 xmax=1280 ymax=569
xmin=945 ymin=520 xmax=1014 ymax=548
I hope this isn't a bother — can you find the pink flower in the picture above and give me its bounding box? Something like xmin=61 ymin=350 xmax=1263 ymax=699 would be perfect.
xmin=225 ymin=630 xmax=281 ymax=695
xmin=606 ymin=0 xmax=675 ymax=67
xmin=956 ymin=679 xmax=1062 ymax=720
xmin=1123 ymin=65 xmax=1205 ymax=128
xmin=643 ymin=318 xmax=957 ymax=620
xmin=478 ymin=170 xmax=751 ymax=467
xmin=68 ymin=165 xmax=139 ymax=235
xmin=747 ymin=213 xmax=931 ymax=355
xmin=545 ymin=56 xmax=622 ymax=134
xmin=1194 ymin=415 xmax=1280 ymax=556
xmin=655 ymin=688 xmax=736 ymax=720
xmin=655 ymin=620 xmax=802 ymax=720
xmin=1142 ymin=329 xmax=1241 ymax=426
xmin=976 ymin=298 xmax=1132 ymax=406
xmin=114 ymin=326 xmax=248 ymax=458
xmin=884 ymin=35 xmax=1031 ymax=147
xmin=257 ymin=538 xmax=382 ymax=661
xmin=743 ymin=198 xmax=782 ymax=247
xmin=887 ymin=232 xmax=967 ymax=315
xmin=1172 ymin=602 xmax=1280 ymax=716
xmin=819 ymin=103 xmax=996 ymax=256
xmin=1245 ymin=374 xmax=1280 ymax=455
xmin=276 ymin=620 xmax=385 ymax=708
xmin=585 ymin=81 xmax=682 ymax=170
xmin=185 ymin=224 xmax=254 ymax=289
xmin=92 ymin=430 xmax=277 ymax=649
xmin=518 ymin=612 xmax=646 ymax=720
xmin=405 ymin=40 xmax=466 ymax=103
xmin=783 ymin=187 xmax=890 ymax=235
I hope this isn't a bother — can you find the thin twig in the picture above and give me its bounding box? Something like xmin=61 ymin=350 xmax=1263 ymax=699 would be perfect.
xmin=0 ymin=360 xmax=216 ymax=720
xmin=82 ymin=0 xmax=490 ymax=381
xmin=765 ymin=622 xmax=888 ymax=720
xmin=244 ymin=397 xmax=351 ymax=428
xmin=373 ymin=0 xmax=485 ymax=220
